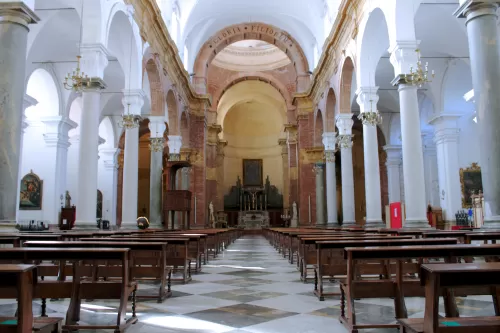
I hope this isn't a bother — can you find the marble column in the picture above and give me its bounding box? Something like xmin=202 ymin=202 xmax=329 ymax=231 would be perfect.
xmin=390 ymin=41 xmax=430 ymax=228
xmin=455 ymin=2 xmax=500 ymax=227
xmin=336 ymin=114 xmax=356 ymax=226
xmin=0 ymin=4 xmax=38 ymax=225
xmin=75 ymin=45 xmax=108 ymax=228
xmin=322 ymin=132 xmax=338 ymax=225
xmin=355 ymin=88 xmax=385 ymax=228
xmin=285 ymin=124 xmax=299 ymax=224
xmin=314 ymin=163 xmax=326 ymax=225
xmin=148 ymin=116 xmax=166 ymax=228
xmin=41 ymin=116 xmax=77 ymax=225
xmin=121 ymin=90 xmax=145 ymax=228
xmin=278 ymin=139 xmax=290 ymax=210
xmin=383 ymin=145 xmax=402 ymax=204
xmin=429 ymin=114 xmax=462 ymax=222
xmin=98 ymin=148 xmax=120 ymax=226
xmin=421 ymin=132 xmax=440 ymax=207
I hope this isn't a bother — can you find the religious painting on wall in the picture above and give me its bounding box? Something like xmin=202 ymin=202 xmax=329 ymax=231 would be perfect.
xmin=19 ymin=170 xmax=43 ymax=210
xmin=96 ymin=190 xmax=103 ymax=219
xmin=460 ymin=163 xmax=483 ymax=208
xmin=243 ymin=159 xmax=263 ymax=187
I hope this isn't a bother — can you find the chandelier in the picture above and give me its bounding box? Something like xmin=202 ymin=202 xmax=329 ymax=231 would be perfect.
xmin=118 ymin=104 xmax=141 ymax=129
xmin=358 ymin=100 xmax=382 ymax=126
xmin=403 ymin=49 xmax=435 ymax=87
xmin=149 ymin=137 xmax=164 ymax=152
xmin=64 ymin=56 xmax=90 ymax=92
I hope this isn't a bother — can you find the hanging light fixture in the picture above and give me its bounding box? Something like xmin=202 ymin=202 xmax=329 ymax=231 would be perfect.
xmin=358 ymin=99 xmax=382 ymax=126
xmin=64 ymin=0 xmax=90 ymax=92
xmin=404 ymin=49 xmax=435 ymax=87
xmin=119 ymin=21 xmax=141 ymax=130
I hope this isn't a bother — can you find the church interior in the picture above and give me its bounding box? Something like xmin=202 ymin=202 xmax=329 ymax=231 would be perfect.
xmin=0 ymin=0 xmax=500 ymax=332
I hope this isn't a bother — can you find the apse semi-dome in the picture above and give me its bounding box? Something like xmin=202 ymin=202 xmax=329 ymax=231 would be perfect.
xmin=212 ymin=40 xmax=291 ymax=72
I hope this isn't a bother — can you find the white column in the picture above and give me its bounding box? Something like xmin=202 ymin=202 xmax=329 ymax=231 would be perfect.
xmin=40 ymin=116 xmax=77 ymax=225
xmin=75 ymin=45 xmax=108 ymax=228
xmin=98 ymin=148 xmax=120 ymax=226
xmin=421 ymin=132 xmax=440 ymax=206
xmin=356 ymin=88 xmax=384 ymax=227
xmin=429 ymin=114 xmax=462 ymax=222
xmin=390 ymin=41 xmax=430 ymax=228
xmin=336 ymin=114 xmax=356 ymax=225
xmin=148 ymin=116 xmax=166 ymax=227
xmin=455 ymin=2 xmax=500 ymax=228
xmin=121 ymin=90 xmax=145 ymax=228
xmin=0 ymin=4 xmax=38 ymax=225
xmin=314 ymin=163 xmax=326 ymax=225
xmin=322 ymin=132 xmax=338 ymax=225
xmin=384 ymin=145 xmax=402 ymax=204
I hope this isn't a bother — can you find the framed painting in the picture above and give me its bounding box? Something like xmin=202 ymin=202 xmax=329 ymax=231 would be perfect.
xmin=19 ymin=170 xmax=43 ymax=210
xmin=460 ymin=163 xmax=483 ymax=208
xmin=243 ymin=159 xmax=263 ymax=187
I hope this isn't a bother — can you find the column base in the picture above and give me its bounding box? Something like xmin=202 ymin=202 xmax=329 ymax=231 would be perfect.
xmin=0 ymin=222 xmax=20 ymax=233
xmin=120 ymin=222 xmax=138 ymax=230
xmin=290 ymin=218 xmax=298 ymax=228
xmin=403 ymin=219 xmax=432 ymax=229
xmin=341 ymin=220 xmax=356 ymax=227
xmin=482 ymin=216 xmax=500 ymax=229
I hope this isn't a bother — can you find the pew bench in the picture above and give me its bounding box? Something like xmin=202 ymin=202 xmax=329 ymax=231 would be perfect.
xmin=341 ymin=244 xmax=500 ymax=333
xmin=0 ymin=248 xmax=137 ymax=332
xmin=315 ymin=238 xmax=458 ymax=302
xmin=398 ymin=263 xmax=500 ymax=333
xmin=24 ymin=240 xmax=172 ymax=303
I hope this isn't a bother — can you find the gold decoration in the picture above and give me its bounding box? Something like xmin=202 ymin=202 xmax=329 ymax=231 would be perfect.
xmin=149 ymin=137 xmax=164 ymax=152
xmin=324 ymin=151 xmax=336 ymax=162
xmin=64 ymin=56 xmax=91 ymax=92
xmin=460 ymin=163 xmax=482 ymax=208
xmin=358 ymin=100 xmax=382 ymax=126
xmin=404 ymin=49 xmax=435 ymax=87
xmin=337 ymin=134 xmax=353 ymax=149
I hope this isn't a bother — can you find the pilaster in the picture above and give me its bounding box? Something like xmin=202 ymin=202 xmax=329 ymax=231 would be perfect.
xmin=206 ymin=123 xmax=222 ymax=223
xmin=278 ymin=138 xmax=290 ymax=209
xmin=284 ymin=123 xmax=299 ymax=211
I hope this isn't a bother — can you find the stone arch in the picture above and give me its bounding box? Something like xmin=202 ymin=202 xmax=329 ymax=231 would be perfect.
xmin=180 ymin=111 xmax=189 ymax=148
xmin=144 ymin=56 xmax=165 ymax=116
xmin=105 ymin=3 xmax=142 ymax=90
xmin=325 ymin=88 xmax=337 ymax=132
xmin=81 ymin=0 xmax=104 ymax=44
xmin=25 ymin=68 xmax=61 ymax=120
xmin=212 ymin=73 xmax=293 ymax=110
xmin=314 ymin=110 xmax=324 ymax=147
xmin=193 ymin=22 xmax=309 ymax=89
xmin=98 ymin=117 xmax=115 ymax=149
xmin=339 ymin=57 xmax=355 ymax=114
xmin=166 ymin=90 xmax=179 ymax=135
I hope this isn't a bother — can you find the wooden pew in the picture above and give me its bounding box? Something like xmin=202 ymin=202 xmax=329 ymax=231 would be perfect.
xmin=398 ymin=263 xmax=500 ymax=333
xmin=341 ymin=244 xmax=500 ymax=332
xmin=0 ymin=248 xmax=137 ymax=332
xmin=81 ymin=237 xmax=192 ymax=284
xmin=315 ymin=238 xmax=458 ymax=302
xmin=0 ymin=264 xmax=62 ymax=333
xmin=465 ymin=231 xmax=500 ymax=245
xmin=24 ymin=240 xmax=172 ymax=303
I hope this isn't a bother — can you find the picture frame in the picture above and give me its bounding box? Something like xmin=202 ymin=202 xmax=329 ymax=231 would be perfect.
xmin=460 ymin=163 xmax=483 ymax=208
xmin=243 ymin=159 xmax=263 ymax=187
xmin=19 ymin=170 xmax=43 ymax=210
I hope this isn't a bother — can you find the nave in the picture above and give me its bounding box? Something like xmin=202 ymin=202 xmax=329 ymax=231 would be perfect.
xmin=0 ymin=234 xmax=496 ymax=333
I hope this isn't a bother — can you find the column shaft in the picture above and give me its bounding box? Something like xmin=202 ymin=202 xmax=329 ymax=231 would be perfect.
xmin=121 ymin=126 xmax=139 ymax=226
xmin=314 ymin=163 xmax=326 ymax=225
xmin=76 ymin=90 xmax=101 ymax=227
xmin=398 ymin=85 xmax=429 ymax=228
xmin=325 ymin=157 xmax=337 ymax=224
xmin=384 ymin=146 xmax=402 ymax=204
xmin=0 ymin=6 xmax=38 ymax=224
xmin=340 ymin=147 xmax=355 ymax=224
xmin=363 ymin=125 xmax=384 ymax=226
xmin=456 ymin=3 xmax=500 ymax=226
xmin=149 ymin=150 xmax=163 ymax=226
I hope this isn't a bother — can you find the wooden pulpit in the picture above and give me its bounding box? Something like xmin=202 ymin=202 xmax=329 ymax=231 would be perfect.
xmin=163 ymin=160 xmax=192 ymax=230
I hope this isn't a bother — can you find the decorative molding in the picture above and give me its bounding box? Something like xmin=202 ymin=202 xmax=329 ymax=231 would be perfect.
xmin=302 ymin=147 xmax=325 ymax=164
xmin=337 ymin=134 xmax=353 ymax=149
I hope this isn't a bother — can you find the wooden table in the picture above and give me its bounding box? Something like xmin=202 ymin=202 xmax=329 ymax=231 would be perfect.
xmin=399 ymin=263 xmax=500 ymax=333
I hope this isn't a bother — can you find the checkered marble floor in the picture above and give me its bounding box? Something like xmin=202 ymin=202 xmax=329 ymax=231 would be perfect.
xmin=0 ymin=235 xmax=497 ymax=332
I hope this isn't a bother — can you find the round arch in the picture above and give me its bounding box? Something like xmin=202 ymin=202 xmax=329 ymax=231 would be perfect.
xmin=194 ymin=22 xmax=309 ymax=85
xmin=25 ymin=68 xmax=60 ymax=120
xmin=339 ymin=57 xmax=355 ymax=114
xmin=166 ymin=90 xmax=179 ymax=135
xmin=325 ymin=88 xmax=337 ymax=132
xmin=314 ymin=110 xmax=324 ymax=147
xmin=212 ymin=73 xmax=293 ymax=110
xmin=144 ymin=56 xmax=165 ymax=116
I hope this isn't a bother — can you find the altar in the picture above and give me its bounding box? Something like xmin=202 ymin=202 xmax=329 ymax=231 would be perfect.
xmin=238 ymin=210 xmax=270 ymax=229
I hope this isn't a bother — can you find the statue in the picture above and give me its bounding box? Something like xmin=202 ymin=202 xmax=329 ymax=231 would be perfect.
xmin=236 ymin=176 xmax=242 ymax=188
xmin=291 ymin=201 xmax=298 ymax=227
xmin=65 ymin=191 xmax=71 ymax=208
xmin=209 ymin=201 xmax=215 ymax=223
xmin=292 ymin=201 xmax=297 ymax=218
